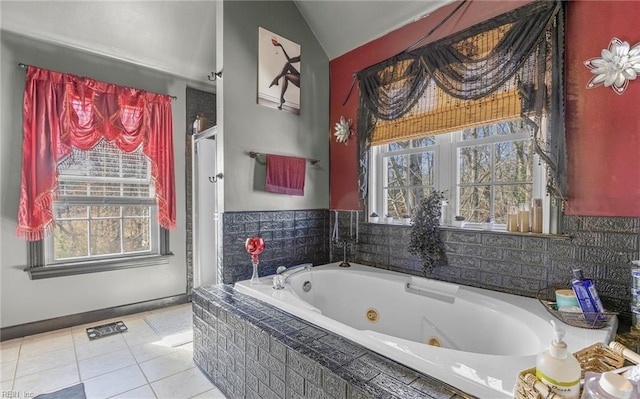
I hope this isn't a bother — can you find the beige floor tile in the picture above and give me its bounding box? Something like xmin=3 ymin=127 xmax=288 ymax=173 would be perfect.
xmin=174 ymin=342 xmax=193 ymax=353
xmin=15 ymin=346 xmax=76 ymax=377
xmin=189 ymin=388 xmax=227 ymax=399
xmin=20 ymin=331 xmax=74 ymax=358
xmin=1 ymin=378 xmax=13 ymax=392
xmin=121 ymin=323 xmax=162 ymax=347
xmin=0 ymin=337 xmax=23 ymax=348
xmin=108 ymin=384 xmax=157 ymax=399
xmin=139 ymin=351 xmax=196 ymax=382
xmin=1 ymin=360 xmax=17 ymax=382
xmin=79 ymin=348 xmax=136 ymax=380
xmin=150 ymin=368 xmax=214 ymax=399
xmin=4 ymin=304 xmax=204 ymax=399
xmin=75 ymin=334 xmax=128 ymax=361
xmin=83 ymin=364 xmax=147 ymax=399
xmin=130 ymin=341 xmax=178 ymax=364
xmin=22 ymin=327 xmax=71 ymax=343
xmin=13 ymin=363 xmax=79 ymax=396
xmin=0 ymin=344 xmax=21 ymax=363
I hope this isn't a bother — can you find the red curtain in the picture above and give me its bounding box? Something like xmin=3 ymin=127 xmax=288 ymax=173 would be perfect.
xmin=16 ymin=66 xmax=176 ymax=241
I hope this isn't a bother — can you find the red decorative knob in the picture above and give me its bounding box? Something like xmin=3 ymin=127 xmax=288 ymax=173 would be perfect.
xmin=245 ymin=237 xmax=265 ymax=263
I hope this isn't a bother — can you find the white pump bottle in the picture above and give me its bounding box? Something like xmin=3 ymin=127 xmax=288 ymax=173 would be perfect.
xmin=536 ymin=320 xmax=582 ymax=399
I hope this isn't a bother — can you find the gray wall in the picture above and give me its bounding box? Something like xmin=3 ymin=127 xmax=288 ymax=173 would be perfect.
xmin=0 ymin=31 xmax=190 ymax=328
xmin=221 ymin=1 xmax=330 ymax=212
xmin=0 ymin=0 xmax=330 ymax=329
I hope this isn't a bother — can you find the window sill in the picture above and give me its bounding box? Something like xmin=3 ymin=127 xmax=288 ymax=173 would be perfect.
xmin=439 ymin=225 xmax=571 ymax=239
xmin=364 ymin=221 xmax=571 ymax=239
xmin=24 ymin=253 xmax=174 ymax=280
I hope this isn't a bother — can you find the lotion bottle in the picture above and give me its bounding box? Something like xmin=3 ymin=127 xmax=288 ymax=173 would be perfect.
xmin=536 ymin=320 xmax=581 ymax=399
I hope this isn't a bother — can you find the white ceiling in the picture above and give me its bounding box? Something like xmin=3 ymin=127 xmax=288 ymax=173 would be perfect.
xmin=294 ymin=0 xmax=451 ymax=59
xmin=0 ymin=1 xmax=450 ymax=83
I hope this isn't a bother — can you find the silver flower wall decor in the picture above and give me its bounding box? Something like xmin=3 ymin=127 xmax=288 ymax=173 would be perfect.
xmin=584 ymin=37 xmax=640 ymax=95
xmin=333 ymin=116 xmax=353 ymax=144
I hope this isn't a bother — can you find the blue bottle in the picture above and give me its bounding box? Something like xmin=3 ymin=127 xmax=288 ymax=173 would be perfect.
xmin=571 ymin=269 xmax=605 ymax=320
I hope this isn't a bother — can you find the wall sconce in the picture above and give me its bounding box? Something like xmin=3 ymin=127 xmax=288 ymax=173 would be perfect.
xmin=333 ymin=116 xmax=353 ymax=145
xmin=584 ymin=37 xmax=640 ymax=95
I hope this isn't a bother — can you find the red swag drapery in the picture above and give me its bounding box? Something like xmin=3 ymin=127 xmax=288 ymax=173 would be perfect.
xmin=16 ymin=66 xmax=176 ymax=241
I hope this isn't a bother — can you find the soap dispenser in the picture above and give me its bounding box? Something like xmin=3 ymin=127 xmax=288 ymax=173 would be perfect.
xmin=536 ymin=320 xmax=582 ymax=399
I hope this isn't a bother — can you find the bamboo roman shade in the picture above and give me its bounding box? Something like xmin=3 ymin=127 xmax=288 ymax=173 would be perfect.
xmin=356 ymin=0 xmax=566 ymax=199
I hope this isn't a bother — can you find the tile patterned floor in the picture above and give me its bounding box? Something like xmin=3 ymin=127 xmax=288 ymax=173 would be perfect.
xmin=0 ymin=304 xmax=227 ymax=399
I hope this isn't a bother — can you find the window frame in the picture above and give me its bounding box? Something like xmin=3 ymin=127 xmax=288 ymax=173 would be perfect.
xmin=371 ymin=139 xmax=441 ymax=220
xmin=370 ymin=120 xmax=550 ymax=233
xmin=26 ymin=232 xmax=172 ymax=280
xmin=44 ymin=198 xmax=161 ymax=265
xmin=25 ymin=142 xmax=173 ymax=279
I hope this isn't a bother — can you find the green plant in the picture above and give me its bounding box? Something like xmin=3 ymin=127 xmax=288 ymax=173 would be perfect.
xmin=408 ymin=190 xmax=447 ymax=274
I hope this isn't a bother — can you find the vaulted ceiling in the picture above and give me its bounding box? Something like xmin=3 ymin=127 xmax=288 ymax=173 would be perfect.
xmin=0 ymin=1 xmax=450 ymax=83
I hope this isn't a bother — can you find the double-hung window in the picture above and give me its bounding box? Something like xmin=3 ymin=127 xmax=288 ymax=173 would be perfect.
xmin=19 ymin=66 xmax=176 ymax=279
xmin=47 ymin=140 xmax=160 ymax=264
xmin=371 ymin=119 xmax=547 ymax=230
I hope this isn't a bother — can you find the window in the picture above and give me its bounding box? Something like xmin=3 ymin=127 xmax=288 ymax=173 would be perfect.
xmin=46 ymin=140 xmax=160 ymax=264
xmin=371 ymin=119 xmax=547 ymax=230
xmin=26 ymin=140 xmax=171 ymax=279
xmin=19 ymin=66 xmax=175 ymax=279
xmin=379 ymin=137 xmax=438 ymax=218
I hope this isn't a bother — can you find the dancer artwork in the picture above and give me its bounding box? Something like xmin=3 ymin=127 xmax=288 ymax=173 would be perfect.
xmin=258 ymin=27 xmax=300 ymax=115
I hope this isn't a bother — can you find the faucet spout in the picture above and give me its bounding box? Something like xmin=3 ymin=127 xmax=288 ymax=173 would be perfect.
xmin=272 ymin=263 xmax=312 ymax=289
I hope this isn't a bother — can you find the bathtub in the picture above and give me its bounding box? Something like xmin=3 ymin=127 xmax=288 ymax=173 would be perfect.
xmin=234 ymin=262 xmax=617 ymax=398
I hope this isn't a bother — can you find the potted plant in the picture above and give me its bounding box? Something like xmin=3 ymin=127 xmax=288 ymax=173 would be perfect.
xmin=385 ymin=214 xmax=394 ymax=224
xmin=408 ymin=190 xmax=447 ymax=274
xmin=401 ymin=214 xmax=412 ymax=225
xmin=369 ymin=212 xmax=379 ymax=223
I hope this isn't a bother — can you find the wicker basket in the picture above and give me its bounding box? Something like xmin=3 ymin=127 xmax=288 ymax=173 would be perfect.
xmin=537 ymin=286 xmax=617 ymax=329
xmin=514 ymin=342 xmax=638 ymax=399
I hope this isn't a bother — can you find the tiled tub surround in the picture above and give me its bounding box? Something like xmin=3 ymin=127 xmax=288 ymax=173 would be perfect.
xmin=192 ymin=285 xmax=476 ymax=399
xmin=234 ymin=263 xmax=615 ymax=398
xmin=222 ymin=210 xmax=330 ymax=284
xmin=350 ymin=215 xmax=639 ymax=326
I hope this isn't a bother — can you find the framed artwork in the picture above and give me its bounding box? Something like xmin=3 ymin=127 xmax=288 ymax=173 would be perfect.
xmin=258 ymin=27 xmax=300 ymax=115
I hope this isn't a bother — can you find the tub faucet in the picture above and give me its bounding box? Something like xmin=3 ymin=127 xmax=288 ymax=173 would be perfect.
xmin=272 ymin=263 xmax=313 ymax=290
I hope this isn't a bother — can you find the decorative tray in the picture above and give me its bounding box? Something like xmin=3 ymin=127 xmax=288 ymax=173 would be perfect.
xmin=537 ymin=286 xmax=617 ymax=329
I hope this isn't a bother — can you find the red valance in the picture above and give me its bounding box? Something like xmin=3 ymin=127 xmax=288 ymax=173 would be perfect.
xmin=16 ymin=66 xmax=176 ymax=241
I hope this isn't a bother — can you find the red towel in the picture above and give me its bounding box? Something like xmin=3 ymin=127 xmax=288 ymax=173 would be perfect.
xmin=265 ymin=154 xmax=306 ymax=196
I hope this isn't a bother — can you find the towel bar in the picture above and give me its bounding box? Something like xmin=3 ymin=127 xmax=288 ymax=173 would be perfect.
xmin=249 ymin=151 xmax=319 ymax=165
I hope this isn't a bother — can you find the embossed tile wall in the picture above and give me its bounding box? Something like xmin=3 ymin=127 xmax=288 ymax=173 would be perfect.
xmin=221 ymin=210 xmax=330 ymax=284
xmin=349 ymin=215 xmax=639 ymax=325
xmin=221 ymin=211 xmax=636 ymax=323
xmin=192 ymin=285 xmax=475 ymax=399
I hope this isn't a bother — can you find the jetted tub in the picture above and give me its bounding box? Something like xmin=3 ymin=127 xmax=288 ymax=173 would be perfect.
xmin=234 ymin=262 xmax=617 ymax=398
